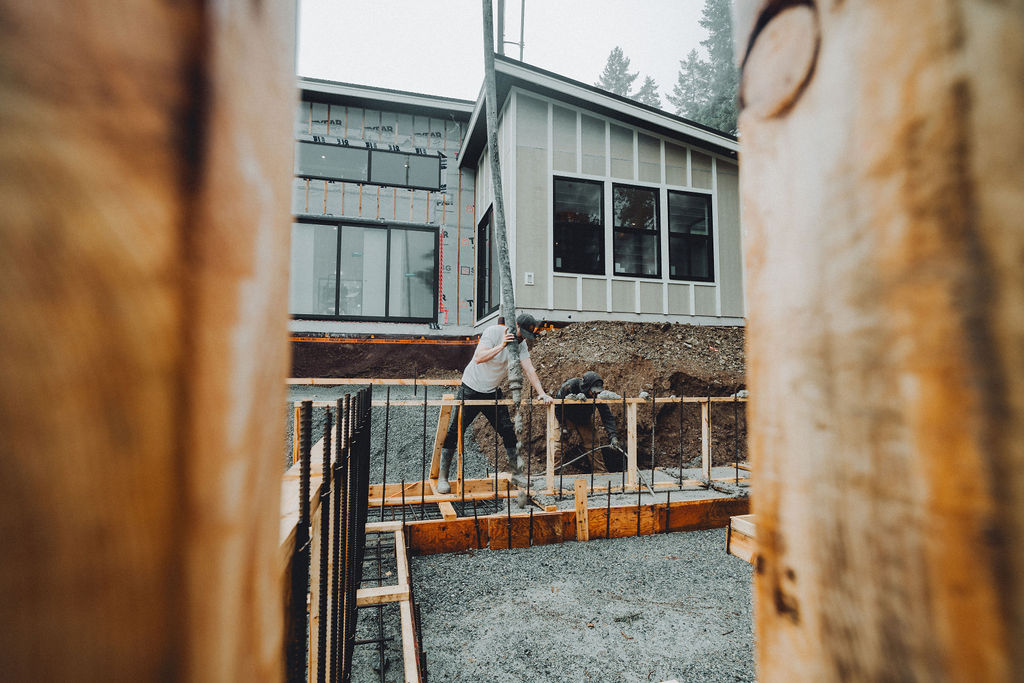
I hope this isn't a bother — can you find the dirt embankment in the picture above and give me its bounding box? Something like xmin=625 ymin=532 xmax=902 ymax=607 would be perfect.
xmin=491 ymin=321 xmax=748 ymax=473
xmin=290 ymin=321 xmax=748 ymax=471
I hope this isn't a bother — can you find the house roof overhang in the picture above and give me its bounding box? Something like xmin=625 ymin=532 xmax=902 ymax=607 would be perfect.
xmin=298 ymin=76 xmax=476 ymax=121
xmin=458 ymin=54 xmax=738 ymax=170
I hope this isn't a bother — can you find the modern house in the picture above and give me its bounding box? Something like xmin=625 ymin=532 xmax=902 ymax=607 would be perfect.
xmin=289 ymin=55 xmax=742 ymax=338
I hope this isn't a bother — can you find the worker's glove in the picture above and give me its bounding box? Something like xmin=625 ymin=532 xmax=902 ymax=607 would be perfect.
xmin=570 ymin=392 xmax=587 ymax=401
xmin=610 ymin=436 xmax=622 ymax=451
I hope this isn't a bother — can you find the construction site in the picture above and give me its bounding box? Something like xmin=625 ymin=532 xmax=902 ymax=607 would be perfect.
xmin=4 ymin=1 xmax=1023 ymax=683
xmin=280 ymin=321 xmax=754 ymax=681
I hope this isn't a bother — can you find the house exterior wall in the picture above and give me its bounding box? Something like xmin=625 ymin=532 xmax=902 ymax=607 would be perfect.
xmin=289 ymin=91 xmax=476 ymax=329
xmin=500 ymin=88 xmax=744 ymax=326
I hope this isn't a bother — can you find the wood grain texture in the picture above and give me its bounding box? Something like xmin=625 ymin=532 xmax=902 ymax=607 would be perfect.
xmin=736 ymin=1 xmax=1024 ymax=680
xmin=0 ymin=1 xmax=295 ymax=680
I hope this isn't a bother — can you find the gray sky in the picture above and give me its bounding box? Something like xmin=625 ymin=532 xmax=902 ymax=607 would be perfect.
xmin=297 ymin=0 xmax=709 ymax=108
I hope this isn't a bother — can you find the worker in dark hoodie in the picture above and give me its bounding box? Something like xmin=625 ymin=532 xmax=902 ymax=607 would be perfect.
xmin=553 ymin=370 xmax=621 ymax=473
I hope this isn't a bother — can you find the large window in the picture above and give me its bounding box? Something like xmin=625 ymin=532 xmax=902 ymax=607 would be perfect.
xmin=553 ymin=177 xmax=604 ymax=275
xmin=612 ymin=184 xmax=661 ymax=278
xmin=289 ymin=221 xmax=438 ymax=321
xmin=295 ymin=141 xmax=441 ymax=191
xmin=668 ymin=191 xmax=714 ymax=281
xmin=476 ymin=209 xmax=500 ymax=320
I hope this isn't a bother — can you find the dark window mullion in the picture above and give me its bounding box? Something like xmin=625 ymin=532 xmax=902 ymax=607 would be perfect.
xmin=383 ymin=227 xmax=392 ymax=318
xmin=334 ymin=224 xmax=343 ymax=316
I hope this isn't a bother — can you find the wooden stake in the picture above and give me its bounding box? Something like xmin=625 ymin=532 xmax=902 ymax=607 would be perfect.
xmin=574 ymin=479 xmax=589 ymax=541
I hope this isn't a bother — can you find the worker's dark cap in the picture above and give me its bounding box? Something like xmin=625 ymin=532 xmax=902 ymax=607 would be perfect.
xmin=516 ymin=313 xmax=539 ymax=340
xmin=582 ymin=371 xmax=604 ymax=394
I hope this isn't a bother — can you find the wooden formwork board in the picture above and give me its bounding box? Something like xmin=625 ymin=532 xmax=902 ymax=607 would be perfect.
xmin=727 ymin=514 xmax=757 ymax=565
xmin=402 ymin=496 xmax=750 ymax=555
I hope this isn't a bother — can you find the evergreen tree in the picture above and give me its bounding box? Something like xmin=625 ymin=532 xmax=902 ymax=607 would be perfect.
xmin=667 ymin=0 xmax=739 ymax=134
xmin=595 ymin=46 xmax=639 ymax=97
xmin=631 ymin=76 xmax=662 ymax=108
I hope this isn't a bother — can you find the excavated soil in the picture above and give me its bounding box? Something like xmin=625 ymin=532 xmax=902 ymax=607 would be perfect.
xmin=291 ymin=321 xmax=747 ymax=474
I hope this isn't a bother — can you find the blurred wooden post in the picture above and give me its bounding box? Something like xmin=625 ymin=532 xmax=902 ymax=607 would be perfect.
xmin=0 ymin=1 xmax=296 ymax=681
xmin=735 ymin=1 xmax=1024 ymax=680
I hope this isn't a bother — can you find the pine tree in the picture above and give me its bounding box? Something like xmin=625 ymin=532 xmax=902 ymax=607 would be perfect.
xmin=595 ymin=46 xmax=639 ymax=97
xmin=667 ymin=0 xmax=739 ymax=134
xmin=631 ymin=76 xmax=662 ymax=108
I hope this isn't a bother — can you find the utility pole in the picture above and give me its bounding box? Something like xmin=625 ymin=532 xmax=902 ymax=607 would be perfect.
xmin=480 ymin=0 xmax=523 ymax=416
xmin=497 ymin=0 xmax=505 ymax=56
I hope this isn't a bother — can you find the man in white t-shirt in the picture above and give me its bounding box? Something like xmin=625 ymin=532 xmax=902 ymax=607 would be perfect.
xmin=437 ymin=313 xmax=554 ymax=494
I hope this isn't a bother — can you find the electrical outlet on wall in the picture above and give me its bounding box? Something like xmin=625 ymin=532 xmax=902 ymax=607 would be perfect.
xmin=524 ymin=272 xmax=534 ymax=285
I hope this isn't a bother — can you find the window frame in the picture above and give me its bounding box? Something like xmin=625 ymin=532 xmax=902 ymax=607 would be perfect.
xmin=476 ymin=208 xmax=500 ymax=321
xmin=611 ymin=182 xmax=662 ymax=279
xmin=667 ymin=189 xmax=715 ymax=283
xmin=288 ymin=217 xmax=439 ymax=323
xmin=552 ymin=176 xmax=605 ymax=276
xmin=294 ymin=139 xmax=442 ymax=191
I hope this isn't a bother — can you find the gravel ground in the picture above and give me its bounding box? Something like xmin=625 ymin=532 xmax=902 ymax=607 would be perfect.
xmin=285 ymin=383 xmax=496 ymax=482
xmin=286 ymin=383 xmax=756 ymax=682
xmin=413 ymin=528 xmax=755 ymax=682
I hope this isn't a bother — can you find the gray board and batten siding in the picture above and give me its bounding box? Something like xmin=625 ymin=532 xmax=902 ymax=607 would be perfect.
xmin=466 ymin=56 xmax=743 ymax=328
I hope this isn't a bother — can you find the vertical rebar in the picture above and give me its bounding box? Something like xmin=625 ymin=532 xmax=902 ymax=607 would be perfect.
xmin=733 ymin=392 xmax=740 ymax=485
xmin=381 ymin=386 xmax=390 ymax=522
xmin=590 ymin=393 xmax=596 ymax=493
xmin=606 ymin=486 xmax=611 ymax=539
xmin=526 ymin=383 xmax=533 ymax=502
xmin=401 ymin=477 xmax=406 ymax=529
xmin=331 ymin=398 xmax=344 ymax=683
xmin=665 ymin=489 xmax=671 ymax=534
xmin=317 ymin=409 xmax=332 ymax=683
xmin=636 ymin=475 xmax=642 ymax=537
xmin=422 ymin=385 xmax=428 ymax=518
xmin=621 ymin=396 xmax=627 ymax=492
xmin=376 ymin=530 xmax=384 ymax=683
xmin=707 ymin=385 xmax=712 ymax=486
xmin=506 ymin=480 xmax=512 ymax=549
xmin=558 ymin=396 xmax=566 ymax=499
xmin=529 ymin=508 xmax=534 ymax=547
xmin=493 ymin=393 xmax=499 ymax=506
xmin=472 ymin=498 xmax=481 ymax=549
xmin=287 ymin=400 xmax=313 ymax=683
xmin=649 ymin=385 xmax=656 ymax=492
xmin=678 ymin=394 xmax=684 ymax=486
